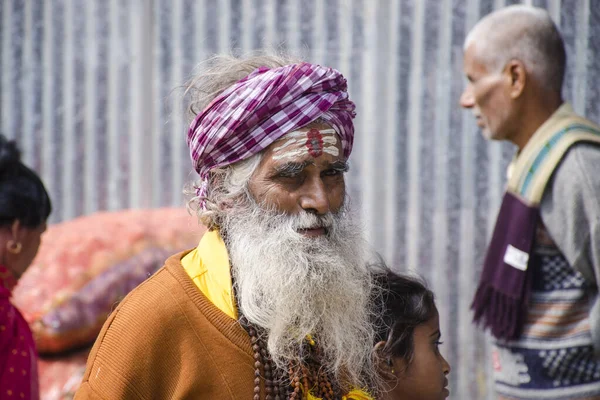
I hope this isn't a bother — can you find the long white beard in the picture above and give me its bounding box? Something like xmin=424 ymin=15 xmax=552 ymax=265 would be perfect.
xmin=222 ymin=198 xmax=376 ymax=388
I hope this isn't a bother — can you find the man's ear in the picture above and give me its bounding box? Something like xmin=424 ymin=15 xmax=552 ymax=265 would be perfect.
xmin=209 ymin=174 xmax=232 ymax=211
xmin=505 ymin=59 xmax=526 ymax=99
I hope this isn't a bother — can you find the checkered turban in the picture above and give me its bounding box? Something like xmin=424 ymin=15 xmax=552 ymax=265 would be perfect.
xmin=186 ymin=62 xmax=356 ymax=205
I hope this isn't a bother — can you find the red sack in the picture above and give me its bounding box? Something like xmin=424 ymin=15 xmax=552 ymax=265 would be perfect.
xmin=12 ymin=208 xmax=205 ymax=354
xmin=38 ymin=348 xmax=89 ymax=400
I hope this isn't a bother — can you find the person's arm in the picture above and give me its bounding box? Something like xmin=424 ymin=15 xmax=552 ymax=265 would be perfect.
xmin=541 ymin=143 xmax=600 ymax=284
xmin=74 ymin=278 xmax=174 ymax=400
xmin=0 ymin=299 xmax=38 ymax=399
xmin=541 ymin=142 xmax=600 ymax=354
xmin=74 ymin=304 xmax=148 ymax=400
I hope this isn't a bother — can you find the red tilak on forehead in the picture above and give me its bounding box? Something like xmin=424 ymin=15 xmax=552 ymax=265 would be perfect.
xmin=306 ymin=128 xmax=324 ymax=157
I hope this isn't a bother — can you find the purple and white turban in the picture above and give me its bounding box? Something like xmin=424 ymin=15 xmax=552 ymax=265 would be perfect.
xmin=186 ymin=62 xmax=356 ymax=206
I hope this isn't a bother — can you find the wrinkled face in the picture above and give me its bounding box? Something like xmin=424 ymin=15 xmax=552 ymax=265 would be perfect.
xmin=460 ymin=42 xmax=515 ymax=141
xmin=224 ymin=136 xmax=373 ymax=386
xmin=248 ymin=122 xmax=347 ymax=237
xmin=386 ymin=313 xmax=451 ymax=400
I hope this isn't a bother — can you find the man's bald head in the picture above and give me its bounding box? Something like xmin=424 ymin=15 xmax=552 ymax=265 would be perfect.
xmin=464 ymin=5 xmax=566 ymax=95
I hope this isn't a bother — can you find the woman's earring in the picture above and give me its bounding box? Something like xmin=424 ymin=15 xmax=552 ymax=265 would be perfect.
xmin=7 ymin=240 xmax=22 ymax=254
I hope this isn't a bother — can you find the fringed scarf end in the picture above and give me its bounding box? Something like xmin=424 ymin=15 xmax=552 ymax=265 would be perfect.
xmin=471 ymin=282 xmax=525 ymax=341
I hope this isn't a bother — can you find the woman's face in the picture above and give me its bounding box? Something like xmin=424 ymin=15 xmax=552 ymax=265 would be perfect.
xmin=382 ymin=312 xmax=451 ymax=400
xmin=5 ymin=221 xmax=47 ymax=279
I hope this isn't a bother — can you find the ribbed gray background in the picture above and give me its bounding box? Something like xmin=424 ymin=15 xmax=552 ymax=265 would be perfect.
xmin=2 ymin=0 xmax=598 ymax=398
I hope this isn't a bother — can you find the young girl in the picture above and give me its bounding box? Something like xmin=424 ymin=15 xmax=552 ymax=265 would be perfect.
xmin=372 ymin=270 xmax=451 ymax=400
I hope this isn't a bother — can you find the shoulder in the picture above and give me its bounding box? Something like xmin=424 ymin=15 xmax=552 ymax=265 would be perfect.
xmin=560 ymin=141 xmax=600 ymax=166
xmin=0 ymin=299 xmax=17 ymax=352
xmin=101 ymin=255 xmax=196 ymax=331
xmin=85 ymin=250 xmax=221 ymax=352
xmin=0 ymin=299 xmax=30 ymax=350
xmin=77 ymin=256 xmax=206 ymax=399
xmin=540 ymin=141 xmax=600 ymax=245
xmin=549 ymin=141 xmax=600 ymax=192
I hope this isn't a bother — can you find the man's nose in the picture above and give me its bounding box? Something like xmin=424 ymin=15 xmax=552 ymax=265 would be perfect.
xmin=299 ymin=178 xmax=330 ymax=215
xmin=460 ymin=87 xmax=474 ymax=109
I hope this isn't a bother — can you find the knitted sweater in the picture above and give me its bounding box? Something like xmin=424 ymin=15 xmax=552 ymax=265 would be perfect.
xmin=540 ymin=142 xmax=600 ymax=352
xmin=74 ymin=251 xmax=259 ymax=400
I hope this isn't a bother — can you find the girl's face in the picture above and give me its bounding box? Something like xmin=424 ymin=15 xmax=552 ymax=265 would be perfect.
xmin=382 ymin=312 xmax=451 ymax=400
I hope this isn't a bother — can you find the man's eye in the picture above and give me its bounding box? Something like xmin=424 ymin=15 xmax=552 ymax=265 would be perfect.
xmin=275 ymin=171 xmax=306 ymax=183
xmin=278 ymin=171 xmax=300 ymax=178
xmin=323 ymin=169 xmax=344 ymax=176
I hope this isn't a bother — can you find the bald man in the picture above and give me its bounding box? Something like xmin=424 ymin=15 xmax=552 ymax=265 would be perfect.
xmin=461 ymin=5 xmax=600 ymax=400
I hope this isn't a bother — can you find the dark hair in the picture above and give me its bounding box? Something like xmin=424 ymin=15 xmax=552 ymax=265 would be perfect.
xmin=372 ymin=270 xmax=437 ymax=365
xmin=0 ymin=135 xmax=52 ymax=228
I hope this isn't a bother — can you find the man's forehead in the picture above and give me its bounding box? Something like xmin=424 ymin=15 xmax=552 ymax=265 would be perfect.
xmin=269 ymin=126 xmax=341 ymax=161
xmin=272 ymin=126 xmax=339 ymax=144
xmin=463 ymin=42 xmax=478 ymax=64
xmin=463 ymin=42 xmax=489 ymax=74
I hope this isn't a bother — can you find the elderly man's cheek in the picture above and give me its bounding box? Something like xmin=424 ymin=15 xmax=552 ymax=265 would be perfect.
xmin=326 ymin=183 xmax=345 ymax=212
xmin=252 ymin=184 xmax=296 ymax=212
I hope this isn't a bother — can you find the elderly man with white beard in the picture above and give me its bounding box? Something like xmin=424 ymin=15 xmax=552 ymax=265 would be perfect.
xmin=75 ymin=53 xmax=379 ymax=400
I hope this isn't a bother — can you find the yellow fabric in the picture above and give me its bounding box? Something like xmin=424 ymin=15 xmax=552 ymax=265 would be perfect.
xmin=306 ymin=388 xmax=373 ymax=400
xmin=341 ymin=390 xmax=375 ymax=400
xmin=181 ymin=232 xmax=374 ymax=400
xmin=181 ymin=230 xmax=237 ymax=319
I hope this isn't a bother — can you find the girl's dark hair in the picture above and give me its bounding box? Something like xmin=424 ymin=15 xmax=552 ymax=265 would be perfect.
xmin=0 ymin=135 xmax=52 ymax=228
xmin=372 ymin=269 xmax=437 ymax=365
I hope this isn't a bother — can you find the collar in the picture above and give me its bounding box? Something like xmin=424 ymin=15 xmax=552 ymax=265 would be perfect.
xmin=181 ymin=229 xmax=237 ymax=319
xmin=507 ymin=103 xmax=574 ymax=180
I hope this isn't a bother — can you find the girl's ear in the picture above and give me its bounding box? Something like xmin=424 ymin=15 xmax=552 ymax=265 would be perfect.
xmin=374 ymin=341 xmax=410 ymax=380
xmin=373 ymin=341 xmax=397 ymax=378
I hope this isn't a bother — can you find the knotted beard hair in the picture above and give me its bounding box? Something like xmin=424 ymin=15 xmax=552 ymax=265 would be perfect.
xmin=221 ymin=195 xmax=377 ymax=390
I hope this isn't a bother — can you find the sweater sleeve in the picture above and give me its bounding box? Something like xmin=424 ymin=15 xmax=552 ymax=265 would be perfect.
xmin=73 ymin=300 xmax=152 ymax=400
xmin=540 ymin=142 xmax=600 ymax=354
xmin=73 ymin=382 xmax=106 ymax=400
xmin=540 ymin=142 xmax=600 ymax=285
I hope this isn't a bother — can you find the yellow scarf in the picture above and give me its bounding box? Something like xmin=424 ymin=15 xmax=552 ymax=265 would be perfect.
xmin=311 ymin=390 xmax=373 ymax=400
xmin=305 ymin=388 xmax=373 ymax=400
xmin=181 ymin=230 xmax=237 ymax=319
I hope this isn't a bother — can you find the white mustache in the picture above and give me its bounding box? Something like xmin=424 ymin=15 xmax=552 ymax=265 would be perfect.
xmin=292 ymin=212 xmax=334 ymax=230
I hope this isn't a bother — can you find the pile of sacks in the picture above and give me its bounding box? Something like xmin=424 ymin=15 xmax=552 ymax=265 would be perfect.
xmin=12 ymin=208 xmax=204 ymax=399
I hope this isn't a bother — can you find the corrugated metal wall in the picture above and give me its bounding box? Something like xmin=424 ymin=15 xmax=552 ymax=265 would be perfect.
xmin=2 ymin=0 xmax=598 ymax=398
